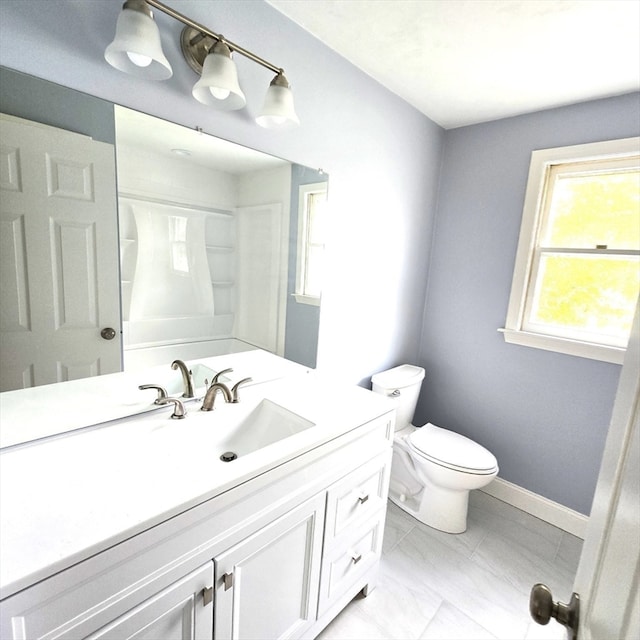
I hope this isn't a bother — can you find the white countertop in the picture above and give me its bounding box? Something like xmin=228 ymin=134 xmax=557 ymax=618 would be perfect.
xmin=0 ymin=349 xmax=308 ymax=449
xmin=0 ymin=363 xmax=394 ymax=599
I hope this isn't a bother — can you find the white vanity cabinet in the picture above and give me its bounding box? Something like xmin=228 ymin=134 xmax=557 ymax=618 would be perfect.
xmin=0 ymin=408 xmax=394 ymax=640
xmin=214 ymin=494 xmax=326 ymax=640
xmin=86 ymin=564 xmax=214 ymax=640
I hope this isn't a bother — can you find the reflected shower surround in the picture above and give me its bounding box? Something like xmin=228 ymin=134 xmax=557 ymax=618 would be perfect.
xmin=128 ymin=200 xmax=215 ymax=345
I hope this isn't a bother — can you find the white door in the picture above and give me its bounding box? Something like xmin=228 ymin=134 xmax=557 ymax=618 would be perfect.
xmin=573 ymin=297 xmax=640 ymax=639
xmin=0 ymin=113 xmax=121 ymax=391
xmin=530 ymin=299 xmax=640 ymax=639
xmin=234 ymin=203 xmax=286 ymax=355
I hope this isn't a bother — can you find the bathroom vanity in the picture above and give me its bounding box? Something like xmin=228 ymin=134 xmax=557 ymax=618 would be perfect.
xmin=0 ymin=351 xmax=395 ymax=639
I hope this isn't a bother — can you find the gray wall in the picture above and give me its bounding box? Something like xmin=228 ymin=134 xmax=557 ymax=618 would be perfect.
xmin=417 ymin=93 xmax=640 ymax=515
xmin=0 ymin=66 xmax=114 ymax=143
xmin=0 ymin=0 xmax=444 ymax=386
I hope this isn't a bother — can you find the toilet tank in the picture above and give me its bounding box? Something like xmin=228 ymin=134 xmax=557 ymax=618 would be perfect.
xmin=371 ymin=364 xmax=425 ymax=431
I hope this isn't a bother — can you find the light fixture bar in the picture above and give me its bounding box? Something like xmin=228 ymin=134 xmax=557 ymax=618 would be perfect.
xmin=145 ymin=0 xmax=281 ymax=74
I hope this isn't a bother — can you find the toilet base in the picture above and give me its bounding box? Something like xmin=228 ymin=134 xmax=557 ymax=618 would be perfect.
xmin=389 ymin=483 xmax=470 ymax=534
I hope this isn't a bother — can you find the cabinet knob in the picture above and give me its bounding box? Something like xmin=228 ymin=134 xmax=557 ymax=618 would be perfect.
xmin=202 ymin=586 xmax=214 ymax=606
xmin=357 ymin=493 xmax=369 ymax=504
xmin=223 ymin=572 xmax=234 ymax=591
xmin=351 ymin=553 xmax=362 ymax=564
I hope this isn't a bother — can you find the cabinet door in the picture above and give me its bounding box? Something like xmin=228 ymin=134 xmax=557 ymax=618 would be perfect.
xmin=214 ymin=494 xmax=325 ymax=640
xmin=85 ymin=564 xmax=214 ymax=640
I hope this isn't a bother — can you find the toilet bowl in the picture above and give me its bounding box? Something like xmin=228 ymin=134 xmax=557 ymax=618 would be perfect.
xmin=372 ymin=365 xmax=498 ymax=534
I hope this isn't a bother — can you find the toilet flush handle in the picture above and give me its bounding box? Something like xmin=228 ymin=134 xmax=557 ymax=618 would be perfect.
xmin=390 ymin=389 xmax=401 ymax=397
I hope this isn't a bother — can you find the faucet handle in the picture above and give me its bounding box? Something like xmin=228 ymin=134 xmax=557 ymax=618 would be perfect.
xmin=230 ymin=378 xmax=252 ymax=403
xmin=158 ymin=396 xmax=187 ymax=419
xmin=212 ymin=368 xmax=234 ymax=385
xmin=138 ymin=384 xmax=168 ymax=404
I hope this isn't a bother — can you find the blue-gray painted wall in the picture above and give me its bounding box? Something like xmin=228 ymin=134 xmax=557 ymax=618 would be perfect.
xmin=0 ymin=66 xmax=114 ymax=144
xmin=417 ymin=93 xmax=640 ymax=515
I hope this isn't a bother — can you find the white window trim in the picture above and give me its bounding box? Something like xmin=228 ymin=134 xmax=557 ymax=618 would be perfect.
xmin=294 ymin=182 xmax=326 ymax=307
xmin=502 ymin=137 xmax=640 ymax=365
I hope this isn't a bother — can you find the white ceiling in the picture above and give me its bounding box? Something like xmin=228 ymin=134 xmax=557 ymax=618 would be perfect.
xmin=267 ymin=0 xmax=640 ymax=129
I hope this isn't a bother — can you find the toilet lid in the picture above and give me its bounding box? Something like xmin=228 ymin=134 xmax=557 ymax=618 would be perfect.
xmin=408 ymin=423 xmax=498 ymax=473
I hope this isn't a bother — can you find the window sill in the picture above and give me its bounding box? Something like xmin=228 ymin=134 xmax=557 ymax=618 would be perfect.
xmin=499 ymin=328 xmax=625 ymax=364
xmin=292 ymin=293 xmax=320 ymax=307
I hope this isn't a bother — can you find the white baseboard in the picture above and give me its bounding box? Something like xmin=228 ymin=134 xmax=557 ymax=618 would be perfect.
xmin=481 ymin=477 xmax=588 ymax=539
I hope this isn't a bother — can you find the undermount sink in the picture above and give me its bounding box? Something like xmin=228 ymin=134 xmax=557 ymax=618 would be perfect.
xmin=216 ymin=399 xmax=315 ymax=459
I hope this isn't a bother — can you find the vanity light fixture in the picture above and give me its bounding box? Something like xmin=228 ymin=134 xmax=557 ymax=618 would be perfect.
xmin=104 ymin=0 xmax=300 ymax=129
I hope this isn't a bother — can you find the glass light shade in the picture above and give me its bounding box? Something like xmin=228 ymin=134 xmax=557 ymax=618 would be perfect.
xmin=256 ymin=83 xmax=300 ymax=130
xmin=104 ymin=6 xmax=172 ymax=80
xmin=192 ymin=47 xmax=246 ymax=110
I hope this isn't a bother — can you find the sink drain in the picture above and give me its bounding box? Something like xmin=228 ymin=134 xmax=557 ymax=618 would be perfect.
xmin=220 ymin=451 xmax=238 ymax=462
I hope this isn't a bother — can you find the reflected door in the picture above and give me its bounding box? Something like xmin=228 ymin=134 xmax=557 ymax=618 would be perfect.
xmin=0 ymin=113 xmax=121 ymax=391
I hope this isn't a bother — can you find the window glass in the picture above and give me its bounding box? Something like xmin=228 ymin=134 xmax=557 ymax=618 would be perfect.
xmin=503 ymin=137 xmax=640 ymax=363
xmin=542 ymin=163 xmax=640 ymax=250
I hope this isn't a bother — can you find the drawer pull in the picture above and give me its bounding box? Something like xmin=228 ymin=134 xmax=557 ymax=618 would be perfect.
xmin=357 ymin=493 xmax=369 ymax=505
xmin=223 ymin=572 xmax=234 ymax=591
xmin=351 ymin=553 xmax=362 ymax=564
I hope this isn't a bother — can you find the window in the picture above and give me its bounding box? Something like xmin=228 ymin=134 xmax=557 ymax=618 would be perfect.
xmin=503 ymin=138 xmax=640 ymax=364
xmin=294 ymin=182 xmax=327 ymax=306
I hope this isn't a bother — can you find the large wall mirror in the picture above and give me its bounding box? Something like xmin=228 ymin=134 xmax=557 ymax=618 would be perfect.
xmin=0 ymin=67 xmax=327 ymax=393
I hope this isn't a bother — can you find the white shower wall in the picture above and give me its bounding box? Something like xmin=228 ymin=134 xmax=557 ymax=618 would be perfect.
xmin=116 ymin=143 xmax=291 ymax=369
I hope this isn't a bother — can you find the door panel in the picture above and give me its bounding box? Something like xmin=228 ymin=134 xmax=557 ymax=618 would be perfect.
xmin=0 ymin=113 xmax=121 ymax=391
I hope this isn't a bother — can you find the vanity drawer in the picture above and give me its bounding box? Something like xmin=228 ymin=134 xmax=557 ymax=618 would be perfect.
xmin=324 ymin=449 xmax=391 ymax=543
xmin=318 ymin=513 xmax=384 ymax=615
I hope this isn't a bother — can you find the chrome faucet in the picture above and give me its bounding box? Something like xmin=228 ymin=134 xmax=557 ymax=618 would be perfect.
xmin=171 ymin=360 xmax=194 ymax=398
xmin=201 ymin=382 xmax=232 ymax=411
xmin=200 ymin=368 xmax=252 ymax=410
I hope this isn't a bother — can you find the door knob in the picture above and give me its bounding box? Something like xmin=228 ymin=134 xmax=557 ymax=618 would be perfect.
xmin=530 ymin=583 xmax=580 ymax=640
xmin=100 ymin=327 xmax=117 ymax=340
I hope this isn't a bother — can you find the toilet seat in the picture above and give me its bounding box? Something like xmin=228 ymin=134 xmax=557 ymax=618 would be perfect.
xmin=408 ymin=423 xmax=498 ymax=475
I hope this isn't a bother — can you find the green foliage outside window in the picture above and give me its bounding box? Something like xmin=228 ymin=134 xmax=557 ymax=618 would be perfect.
xmin=533 ymin=255 xmax=639 ymax=337
xmin=531 ymin=167 xmax=640 ymax=343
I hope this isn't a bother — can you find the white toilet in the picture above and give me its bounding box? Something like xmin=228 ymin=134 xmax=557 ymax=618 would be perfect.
xmin=372 ymin=364 xmax=498 ymax=534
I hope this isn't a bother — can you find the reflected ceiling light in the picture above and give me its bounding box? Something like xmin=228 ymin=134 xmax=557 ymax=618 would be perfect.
xmin=104 ymin=0 xmax=172 ymax=80
xmin=104 ymin=0 xmax=299 ymax=129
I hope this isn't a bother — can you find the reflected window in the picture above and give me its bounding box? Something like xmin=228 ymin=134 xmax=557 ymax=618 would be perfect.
xmin=294 ymin=183 xmax=327 ymax=306
xmin=169 ymin=215 xmax=189 ymax=273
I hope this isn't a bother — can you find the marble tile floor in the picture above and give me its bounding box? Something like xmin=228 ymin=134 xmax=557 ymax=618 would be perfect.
xmin=317 ymin=491 xmax=583 ymax=640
